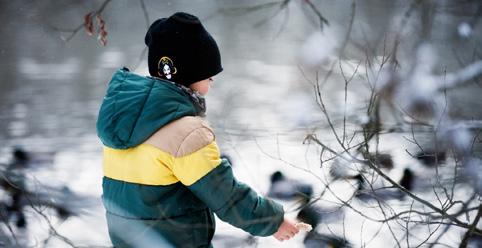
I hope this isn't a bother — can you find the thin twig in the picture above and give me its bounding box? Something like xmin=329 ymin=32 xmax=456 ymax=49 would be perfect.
xmin=459 ymin=204 xmax=482 ymax=248
xmin=51 ymin=0 xmax=113 ymax=42
xmin=303 ymin=0 xmax=329 ymax=30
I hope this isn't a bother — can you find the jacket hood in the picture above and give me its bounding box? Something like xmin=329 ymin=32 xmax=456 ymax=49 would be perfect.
xmin=96 ymin=68 xmax=197 ymax=149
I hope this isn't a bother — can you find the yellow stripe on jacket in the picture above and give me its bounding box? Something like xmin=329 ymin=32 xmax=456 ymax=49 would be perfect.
xmin=171 ymin=141 xmax=222 ymax=186
xmin=103 ymin=144 xmax=178 ymax=185
xmin=103 ymin=116 xmax=222 ymax=186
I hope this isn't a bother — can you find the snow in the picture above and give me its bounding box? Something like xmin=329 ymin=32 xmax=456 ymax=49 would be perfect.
xmin=298 ymin=30 xmax=338 ymax=68
xmin=457 ymin=22 xmax=472 ymax=38
xmin=4 ymin=52 xmax=479 ymax=247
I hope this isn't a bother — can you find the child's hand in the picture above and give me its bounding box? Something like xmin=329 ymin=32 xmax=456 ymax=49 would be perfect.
xmin=272 ymin=218 xmax=299 ymax=241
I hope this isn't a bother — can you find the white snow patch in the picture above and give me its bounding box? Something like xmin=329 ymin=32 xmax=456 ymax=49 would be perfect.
xmin=298 ymin=30 xmax=338 ymax=68
xmin=451 ymin=127 xmax=472 ymax=152
xmin=457 ymin=22 xmax=472 ymax=38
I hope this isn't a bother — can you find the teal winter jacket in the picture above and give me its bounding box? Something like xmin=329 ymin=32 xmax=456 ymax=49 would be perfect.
xmin=96 ymin=68 xmax=284 ymax=247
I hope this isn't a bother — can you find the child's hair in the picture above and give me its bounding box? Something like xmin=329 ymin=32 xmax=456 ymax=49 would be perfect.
xmin=144 ymin=12 xmax=223 ymax=87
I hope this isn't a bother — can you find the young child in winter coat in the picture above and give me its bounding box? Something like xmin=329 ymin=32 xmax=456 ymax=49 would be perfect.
xmin=96 ymin=12 xmax=299 ymax=247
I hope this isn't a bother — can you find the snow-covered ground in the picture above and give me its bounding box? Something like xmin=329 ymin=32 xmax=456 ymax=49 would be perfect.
xmin=0 ymin=61 xmax=473 ymax=247
xmin=3 ymin=128 xmax=473 ymax=247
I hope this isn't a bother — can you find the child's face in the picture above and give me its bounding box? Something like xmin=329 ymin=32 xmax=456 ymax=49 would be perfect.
xmin=190 ymin=77 xmax=213 ymax=96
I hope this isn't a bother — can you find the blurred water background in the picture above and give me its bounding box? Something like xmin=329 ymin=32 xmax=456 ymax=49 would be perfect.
xmin=0 ymin=0 xmax=481 ymax=247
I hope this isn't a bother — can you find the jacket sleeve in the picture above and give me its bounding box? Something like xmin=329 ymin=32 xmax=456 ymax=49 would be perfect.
xmin=170 ymin=131 xmax=284 ymax=237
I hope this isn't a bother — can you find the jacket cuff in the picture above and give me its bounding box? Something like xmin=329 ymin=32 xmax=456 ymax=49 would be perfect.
xmin=258 ymin=198 xmax=285 ymax=236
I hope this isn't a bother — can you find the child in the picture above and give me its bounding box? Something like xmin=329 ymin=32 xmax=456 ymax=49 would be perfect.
xmin=96 ymin=12 xmax=299 ymax=247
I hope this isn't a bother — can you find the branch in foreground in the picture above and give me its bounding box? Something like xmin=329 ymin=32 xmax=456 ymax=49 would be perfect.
xmin=51 ymin=0 xmax=112 ymax=43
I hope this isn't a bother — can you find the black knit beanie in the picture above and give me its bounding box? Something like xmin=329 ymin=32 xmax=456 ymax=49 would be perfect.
xmin=145 ymin=12 xmax=223 ymax=87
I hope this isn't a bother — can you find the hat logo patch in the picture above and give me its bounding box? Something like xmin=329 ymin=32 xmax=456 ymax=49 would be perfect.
xmin=158 ymin=56 xmax=177 ymax=80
